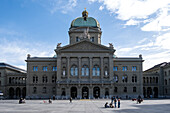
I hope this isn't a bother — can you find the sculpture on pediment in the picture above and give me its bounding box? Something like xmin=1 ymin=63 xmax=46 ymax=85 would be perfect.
xmin=57 ymin=43 xmax=62 ymax=48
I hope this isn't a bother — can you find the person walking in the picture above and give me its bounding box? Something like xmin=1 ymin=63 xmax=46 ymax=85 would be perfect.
xmin=118 ymin=98 xmax=120 ymax=108
xmin=69 ymin=97 xmax=72 ymax=103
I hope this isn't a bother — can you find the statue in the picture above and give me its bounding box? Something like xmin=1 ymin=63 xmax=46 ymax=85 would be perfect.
xmin=109 ymin=43 xmax=113 ymax=48
xmin=57 ymin=43 xmax=61 ymax=48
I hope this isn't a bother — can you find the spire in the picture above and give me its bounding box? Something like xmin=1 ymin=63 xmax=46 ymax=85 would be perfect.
xmin=82 ymin=8 xmax=88 ymax=21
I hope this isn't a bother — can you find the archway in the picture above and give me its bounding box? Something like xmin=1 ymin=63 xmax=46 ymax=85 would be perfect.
xmin=93 ymin=87 xmax=100 ymax=98
xmin=153 ymin=87 xmax=158 ymax=98
xmin=22 ymin=87 xmax=26 ymax=98
xmin=105 ymin=88 xmax=109 ymax=97
xmin=16 ymin=87 xmax=21 ymax=99
xmin=9 ymin=87 xmax=14 ymax=99
xmin=71 ymin=87 xmax=77 ymax=99
xmin=82 ymin=87 xmax=89 ymax=99
xmin=147 ymin=87 xmax=152 ymax=98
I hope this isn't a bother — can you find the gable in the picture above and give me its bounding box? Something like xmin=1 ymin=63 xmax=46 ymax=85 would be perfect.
xmin=59 ymin=40 xmax=111 ymax=51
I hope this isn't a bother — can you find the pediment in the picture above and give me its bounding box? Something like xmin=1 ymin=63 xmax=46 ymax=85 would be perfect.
xmin=58 ymin=40 xmax=112 ymax=52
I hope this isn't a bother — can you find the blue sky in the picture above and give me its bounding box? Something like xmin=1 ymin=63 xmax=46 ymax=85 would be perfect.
xmin=0 ymin=0 xmax=170 ymax=70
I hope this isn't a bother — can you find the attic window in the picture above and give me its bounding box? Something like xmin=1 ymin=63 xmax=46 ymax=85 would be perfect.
xmin=76 ymin=37 xmax=80 ymax=42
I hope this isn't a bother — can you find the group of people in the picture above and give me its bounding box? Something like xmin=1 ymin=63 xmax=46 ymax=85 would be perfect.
xmin=105 ymin=96 xmax=120 ymax=108
xmin=19 ymin=98 xmax=26 ymax=104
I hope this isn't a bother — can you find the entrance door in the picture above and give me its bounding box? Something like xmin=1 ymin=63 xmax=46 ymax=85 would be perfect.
xmin=93 ymin=87 xmax=100 ymax=98
xmin=82 ymin=87 xmax=89 ymax=99
xmin=71 ymin=87 xmax=77 ymax=99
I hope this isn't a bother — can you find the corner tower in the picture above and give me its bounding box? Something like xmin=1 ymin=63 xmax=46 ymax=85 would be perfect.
xmin=69 ymin=9 xmax=102 ymax=45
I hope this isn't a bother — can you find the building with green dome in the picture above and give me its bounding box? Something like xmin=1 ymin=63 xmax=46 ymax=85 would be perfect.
xmin=1 ymin=10 xmax=144 ymax=99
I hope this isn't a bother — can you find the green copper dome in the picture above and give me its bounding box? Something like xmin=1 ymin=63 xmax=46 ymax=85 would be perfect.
xmin=71 ymin=17 xmax=100 ymax=28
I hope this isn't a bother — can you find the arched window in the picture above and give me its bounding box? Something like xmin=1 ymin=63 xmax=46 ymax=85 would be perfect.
xmin=113 ymin=75 xmax=118 ymax=83
xmin=33 ymin=76 xmax=38 ymax=83
xmin=122 ymin=75 xmax=128 ymax=83
xmin=156 ymin=77 xmax=158 ymax=83
xmin=133 ymin=87 xmax=136 ymax=92
xmin=9 ymin=77 xmax=11 ymax=84
xmin=124 ymin=87 xmax=127 ymax=92
xmin=0 ymin=72 xmax=1 ymax=77
xmin=92 ymin=65 xmax=100 ymax=76
xmin=42 ymin=76 xmax=47 ymax=83
xmin=70 ymin=65 xmax=78 ymax=76
xmin=104 ymin=66 xmax=109 ymax=76
xmin=52 ymin=75 xmax=56 ymax=83
xmin=43 ymin=87 xmax=46 ymax=93
xmin=165 ymin=79 xmax=167 ymax=85
xmin=114 ymin=87 xmax=117 ymax=93
xmin=132 ymin=75 xmax=137 ymax=83
xmin=143 ymin=77 xmax=145 ymax=83
xmin=81 ymin=65 xmax=89 ymax=76
xmin=62 ymin=67 xmax=66 ymax=76
xmin=150 ymin=77 xmax=152 ymax=83
xmin=33 ymin=87 xmax=37 ymax=93
xmin=147 ymin=77 xmax=149 ymax=83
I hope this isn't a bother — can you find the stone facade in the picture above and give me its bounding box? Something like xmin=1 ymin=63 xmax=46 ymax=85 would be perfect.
xmin=0 ymin=63 xmax=26 ymax=99
xmin=25 ymin=10 xmax=143 ymax=99
xmin=143 ymin=62 xmax=170 ymax=98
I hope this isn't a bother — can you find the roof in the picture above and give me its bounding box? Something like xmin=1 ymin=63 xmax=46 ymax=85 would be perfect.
xmin=144 ymin=62 xmax=170 ymax=72
xmin=71 ymin=17 xmax=100 ymax=28
xmin=0 ymin=63 xmax=26 ymax=73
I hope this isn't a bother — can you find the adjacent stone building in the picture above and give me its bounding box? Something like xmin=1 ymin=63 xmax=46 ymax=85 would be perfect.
xmin=25 ymin=10 xmax=143 ymax=99
xmin=143 ymin=62 xmax=170 ymax=98
xmin=0 ymin=63 xmax=26 ymax=99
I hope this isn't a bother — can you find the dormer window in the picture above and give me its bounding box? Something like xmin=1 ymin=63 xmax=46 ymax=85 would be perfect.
xmin=90 ymin=37 xmax=94 ymax=42
xmin=76 ymin=37 xmax=80 ymax=42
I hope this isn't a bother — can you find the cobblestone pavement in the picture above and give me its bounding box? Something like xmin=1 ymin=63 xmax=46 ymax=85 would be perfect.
xmin=0 ymin=99 xmax=170 ymax=113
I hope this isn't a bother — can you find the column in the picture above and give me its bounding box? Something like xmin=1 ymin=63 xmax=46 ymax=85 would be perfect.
xmin=109 ymin=56 xmax=113 ymax=80
xmin=78 ymin=57 xmax=81 ymax=79
xmin=57 ymin=56 xmax=61 ymax=80
xmin=100 ymin=57 xmax=104 ymax=80
xmin=89 ymin=57 xmax=93 ymax=79
xmin=67 ymin=57 xmax=70 ymax=79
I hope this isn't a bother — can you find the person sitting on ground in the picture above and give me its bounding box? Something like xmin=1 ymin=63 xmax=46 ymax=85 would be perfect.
xmin=109 ymin=103 xmax=114 ymax=108
xmin=49 ymin=98 xmax=52 ymax=104
xmin=22 ymin=98 xmax=26 ymax=103
xmin=105 ymin=102 xmax=109 ymax=108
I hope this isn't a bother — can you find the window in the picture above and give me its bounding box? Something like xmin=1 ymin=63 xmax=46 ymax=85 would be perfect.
xmin=165 ymin=88 xmax=168 ymax=94
xmin=165 ymin=71 xmax=167 ymax=76
xmin=33 ymin=66 xmax=38 ymax=71
xmin=165 ymin=79 xmax=167 ymax=85
xmin=122 ymin=75 xmax=128 ymax=83
xmin=61 ymin=88 xmax=66 ymax=96
xmin=147 ymin=77 xmax=149 ymax=83
xmin=113 ymin=66 xmax=118 ymax=71
xmin=113 ymin=75 xmax=118 ymax=83
xmin=132 ymin=66 xmax=137 ymax=71
xmin=124 ymin=87 xmax=127 ymax=92
xmin=150 ymin=77 xmax=152 ymax=83
xmin=0 ymin=72 xmax=1 ymax=77
xmin=143 ymin=77 xmax=145 ymax=83
xmin=70 ymin=65 xmax=78 ymax=76
xmin=0 ymin=81 xmax=1 ymax=86
xmin=43 ymin=87 xmax=46 ymax=93
xmin=90 ymin=37 xmax=94 ymax=42
xmin=132 ymin=75 xmax=137 ymax=83
xmin=62 ymin=67 xmax=66 ymax=76
xmin=133 ymin=87 xmax=136 ymax=92
xmin=156 ymin=77 xmax=158 ymax=83
xmin=52 ymin=75 xmax=56 ymax=83
xmin=33 ymin=87 xmax=37 ymax=93
xmin=53 ymin=66 xmax=57 ymax=71
xmin=42 ymin=76 xmax=48 ymax=83
xmin=33 ymin=76 xmax=38 ymax=83
xmin=104 ymin=66 xmax=109 ymax=76
xmin=92 ymin=65 xmax=100 ymax=76
xmin=43 ymin=66 xmax=47 ymax=71
xmin=52 ymin=87 xmax=55 ymax=93
xmin=82 ymin=65 xmax=89 ymax=76
xmin=122 ymin=66 xmax=127 ymax=71
xmin=114 ymin=87 xmax=117 ymax=93
xmin=9 ymin=77 xmax=11 ymax=84
xmin=76 ymin=37 xmax=80 ymax=42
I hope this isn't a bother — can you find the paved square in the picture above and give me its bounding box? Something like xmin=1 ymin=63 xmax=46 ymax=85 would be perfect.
xmin=0 ymin=99 xmax=170 ymax=113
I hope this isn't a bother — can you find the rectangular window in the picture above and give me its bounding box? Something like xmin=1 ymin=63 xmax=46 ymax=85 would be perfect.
xmin=122 ymin=66 xmax=127 ymax=71
xmin=43 ymin=66 xmax=47 ymax=71
xmin=132 ymin=66 xmax=137 ymax=71
xmin=53 ymin=66 xmax=57 ymax=71
xmin=33 ymin=66 xmax=38 ymax=71
xmin=113 ymin=66 xmax=118 ymax=71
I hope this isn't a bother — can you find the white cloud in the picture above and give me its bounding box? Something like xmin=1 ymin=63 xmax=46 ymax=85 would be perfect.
xmin=99 ymin=6 xmax=104 ymax=10
xmin=89 ymin=0 xmax=170 ymax=32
